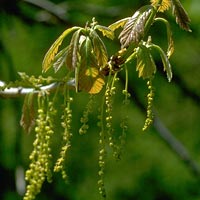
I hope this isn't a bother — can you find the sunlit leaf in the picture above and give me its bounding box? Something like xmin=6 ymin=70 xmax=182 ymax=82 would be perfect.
xmin=90 ymin=30 xmax=108 ymax=68
xmin=119 ymin=5 xmax=155 ymax=48
xmin=42 ymin=26 xmax=80 ymax=73
xmin=150 ymin=0 xmax=171 ymax=12
xmin=66 ymin=29 xmax=82 ymax=70
xmin=166 ymin=24 xmax=174 ymax=58
xmin=151 ymin=44 xmax=172 ymax=82
xmin=52 ymin=47 xmax=68 ymax=72
xmin=20 ymin=93 xmax=35 ymax=134
xmin=95 ymin=25 xmax=114 ymax=40
xmin=136 ymin=44 xmax=156 ymax=79
xmin=171 ymin=0 xmax=191 ymax=32
xmin=108 ymin=17 xmax=130 ymax=31
xmin=78 ymin=37 xmax=105 ymax=94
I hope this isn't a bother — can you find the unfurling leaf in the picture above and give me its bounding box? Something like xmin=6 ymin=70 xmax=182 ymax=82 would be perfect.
xmin=90 ymin=30 xmax=108 ymax=68
xmin=95 ymin=25 xmax=115 ymax=40
xmin=151 ymin=44 xmax=172 ymax=82
xmin=158 ymin=47 xmax=172 ymax=82
xmin=154 ymin=17 xmax=174 ymax=58
xmin=165 ymin=20 xmax=174 ymax=58
xmin=119 ymin=5 xmax=155 ymax=48
xmin=171 ymin=0 xmax=191 ymax=32
xmin=150 ymin=0 xmax=172 ymax=12
xmin=66 ymin=29 xmax=83 ymax=70
xmin=136 ymin=44 xmax=156 ymax=79
xmin=166 ymin=31 xmax=174 ymax=59
xmin=108 ymin=17 xmax=130 ymax=32
xmin=52 ymin=47 xmax=68 ymax=72
xmin=78 ymin=37 xmax=105 ymax=94
xmin=20 ymin=93 xmax=35 ymax=134
xmin=42 ymin=26 xmax=80 ymax=73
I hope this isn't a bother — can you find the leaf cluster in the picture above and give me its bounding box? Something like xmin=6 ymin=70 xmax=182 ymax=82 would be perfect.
xmin=42 ymin=19 xmax=114 ymax=94
xmin=42 ymin=0 xmax=191 ymax=93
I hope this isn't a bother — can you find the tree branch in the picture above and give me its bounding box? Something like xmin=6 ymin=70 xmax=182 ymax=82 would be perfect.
xmin=0 ymin=79 xmax=75 ymax=98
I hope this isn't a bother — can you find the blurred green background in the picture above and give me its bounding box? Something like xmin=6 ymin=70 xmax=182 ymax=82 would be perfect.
xmin=0 ymin=0 xmax=200 ymax=199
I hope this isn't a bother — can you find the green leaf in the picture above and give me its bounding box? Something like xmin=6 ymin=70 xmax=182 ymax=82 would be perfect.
xmin=20 ymin=93 xmax=35 ymax=134
xmin=154 ymin=17 xmax=174 ymax=58
xmin=78 ymin=37 xmax=105 ymax=94
xmin=171 ymin=0 xmax=191 ymax=32
xmin=119 ymin=5 xmax=155 ymax=48
xmin=136 ymin=44 xmax=156 ymax=79
xmin=66 ymin=29 xmax=83 ymax=70
xmin=52 ymin=47 xmax=68 ymax=72
xmin=42 ymin=26 xmax=80 ymax=73
xmin=95 ymin=25 xmax=114 ymax=40
xmin=108 ymin=17 xmax=130 ymax=31
xmin=151 ymin=44 xmax=172 ymax=82
xmin=90 ymin=30 xmax=108 ymax=68
xmin=165 ymin=21 xmax=174 ymax=58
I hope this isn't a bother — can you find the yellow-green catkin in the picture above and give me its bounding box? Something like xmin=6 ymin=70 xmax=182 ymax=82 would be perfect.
xmin=114 ymin=89 xmax=130 ymax=159
xmin=24 ymin=94 xmax=55 ymax=200
xmin=143 ymin=79 xmax=154 ymax=131
xmin=105 ymin=85 xmax=115 ymax=147
xmin=98 ymin=129 xmax=107 ymax=198
xmin=110 ymin=65 xmax=130 ymax=159
xmin=105 ymin=76 xmax=120 ymax=149
xmin=79 ymin=95 xmax=95 ymax=135
xmin=97 ymin=100 xmax=107 ymax=198
xmin=98 ymin=142 xmax=106 ymax=199
xmin=54 ymin=90 xmax=73 ymax=181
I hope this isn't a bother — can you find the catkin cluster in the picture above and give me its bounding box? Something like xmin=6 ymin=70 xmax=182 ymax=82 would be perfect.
xmin=24 ymin=95 xmax=55 ymax=200
xmin=79 ymin=95 xmax=95 ymax=135
xmin=54 ymin=93 xmax=73 ymax=181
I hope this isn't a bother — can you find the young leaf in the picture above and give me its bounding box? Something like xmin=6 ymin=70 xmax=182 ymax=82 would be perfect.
xmin=164 ymin=19 xmax=174 ymax=58
xmin=66 ymin=29 xmax=83 ymax=70
xmin=119 ymin=5 xmax=155 ymax=48
xmin=154 ymin=17 xmax=174 ymax=58
xmin=90 ymin=30 xmax=108 ymax=68
xmin=78 ymin=37 xmax=105 ymax=94
xmin=150 ymin=0 xmax=171 ymax=12
xmin=151 ymin=44 xmax=172 ymax=82
xmin=95 ymin=25 xmax=114 ymax=40
xmin=136 ymin=44 xmax=156 ymax=79
xmin=52 ymin=47 xmax=68 ymax=72
xmin=108 ymin=17 xmax=130 ymax=32
xmin=171 ymin=0 xmax=191 ymax=32
xmin=42 ymin=26 xmax=80 ymax=73
xmin=20 ymin=93 xmax=35 ymax=134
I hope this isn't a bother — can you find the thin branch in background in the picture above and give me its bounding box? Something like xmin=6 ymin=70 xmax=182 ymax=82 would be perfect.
xmin=153 ymin=115 xmax=200 ymax=177
xmin=21 ymin=0 xmax=122 ymax=25
xmin=119 ymin=74 xmax=200 ymax=178
xmin=23 ymin=0 xmax=68 ymax=23
xmin=156 ymin=62 xmax=200 ymax=106
xmin=67 ymin=2 xmax=122 ymax=17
